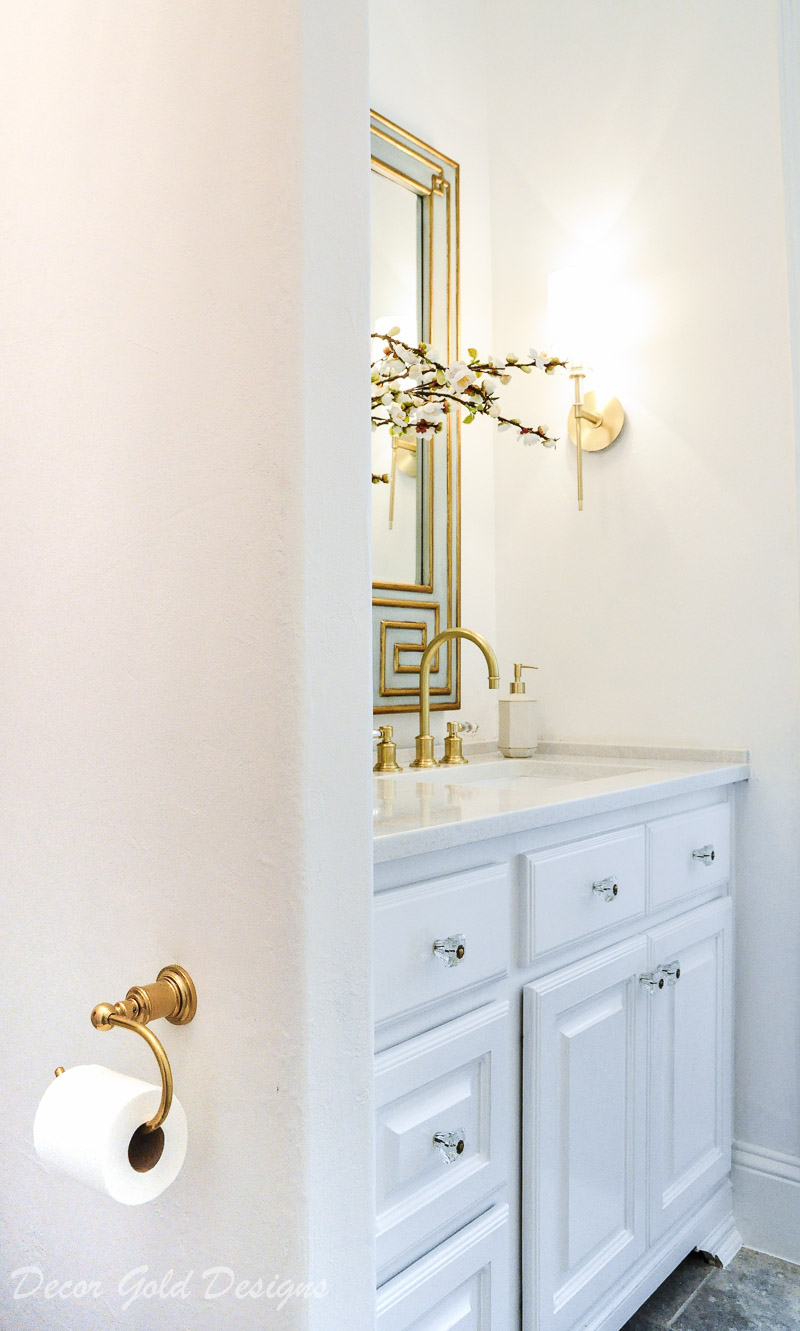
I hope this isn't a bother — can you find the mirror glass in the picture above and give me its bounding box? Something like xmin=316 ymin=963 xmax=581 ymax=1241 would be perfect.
xmin=370 ymin=172 xmax=423 ymax=586
xmin=371 ymin=113 xmax=460 ymax=715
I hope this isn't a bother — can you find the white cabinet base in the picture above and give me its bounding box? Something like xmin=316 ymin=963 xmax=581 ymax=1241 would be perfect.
xmin=571 ymin=1183 xmax=740 ymax=1331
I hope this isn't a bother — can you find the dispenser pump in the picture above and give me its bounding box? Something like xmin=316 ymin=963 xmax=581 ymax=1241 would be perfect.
xmin=499 ymin=663 xmax=539 ymax=758
xmin=509 ymin=663 xmax=538 ymax=694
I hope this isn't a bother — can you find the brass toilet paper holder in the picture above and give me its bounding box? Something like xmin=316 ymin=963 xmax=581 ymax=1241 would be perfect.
xmin=56 ymin=964 xmax=197 ymax=1135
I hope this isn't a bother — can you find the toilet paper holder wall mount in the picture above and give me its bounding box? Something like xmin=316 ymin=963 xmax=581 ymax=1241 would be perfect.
xmin=55 ymin=963 xmax=197 ymax=1137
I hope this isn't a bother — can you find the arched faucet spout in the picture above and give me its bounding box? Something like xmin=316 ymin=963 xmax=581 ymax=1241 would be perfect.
xmin=410 ymin=628 xmax=500 ymax=769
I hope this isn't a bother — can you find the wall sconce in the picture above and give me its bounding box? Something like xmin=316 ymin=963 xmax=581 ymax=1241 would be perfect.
xmin=548 ymin=267 xmax=625 ymax=510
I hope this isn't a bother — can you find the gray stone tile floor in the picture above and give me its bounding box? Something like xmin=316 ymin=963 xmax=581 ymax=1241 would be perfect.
xmin=622 ymin=1247 xmax=800 ymax=1330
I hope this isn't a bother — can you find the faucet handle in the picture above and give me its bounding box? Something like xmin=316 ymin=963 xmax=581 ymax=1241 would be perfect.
xmin=373 ymin=725 xmax=402 ymax=774
xmin=440 ymin=721 xmax=469 ymax=767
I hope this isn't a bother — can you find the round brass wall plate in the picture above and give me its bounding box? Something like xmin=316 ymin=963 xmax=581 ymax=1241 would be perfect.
xmin=567 ymin=391 xmax=625 ymax=452
xmin=158 ymin=964 xmax=198 ymax=1025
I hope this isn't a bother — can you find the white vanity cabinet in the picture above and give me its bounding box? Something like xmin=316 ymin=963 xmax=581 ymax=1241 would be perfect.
xmin=374 ymin=774 xmax=743 ymax=1331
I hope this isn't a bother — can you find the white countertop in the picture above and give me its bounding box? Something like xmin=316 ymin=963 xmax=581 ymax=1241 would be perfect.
xmin=373 ymin=742 xmax=750 ymax=863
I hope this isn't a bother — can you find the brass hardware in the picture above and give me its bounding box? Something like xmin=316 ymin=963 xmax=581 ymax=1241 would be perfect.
xmin=661 ymin=961 xmax=681 ymax=985
xmin=54 ymin=1067 xmax=65 ymax=1078
xmin=567 ymin=367 xmax=625 ymax=511
xmin=692 ymin=845 xmax=716 ymax=866
xmin=440 ymin=722 xmax=468 ymax=766
xmin=372 ymin=473 xmax=389 ymax=485
xmin=433 ymin=1130 xmax=466 ymax=1164
xmin=592 ymin=877 xmax=619 ymax=902
xmin=411 ymin=628 xmax=499 ymax=768
xmin=640 ymin=970 xmax=665 ymax=993
xmin=373 ymin=725 xmax=402 ymax=774
xmin=509 ymin=663 xmax=538 ymax=695
xmin=88 ymin=964 xmax=197 ymax=1134
xmin=433 ymin=934 xmax=466 ymax=967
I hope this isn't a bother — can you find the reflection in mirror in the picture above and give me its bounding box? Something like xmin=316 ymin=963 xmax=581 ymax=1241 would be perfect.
xmin=370 ymin=172 xmax=422 ymax=587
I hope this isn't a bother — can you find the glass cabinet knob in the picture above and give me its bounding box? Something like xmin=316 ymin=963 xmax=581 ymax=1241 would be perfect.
xmin=433 ymin=934 xmax=466 ymax=968
xmin=639 ymin=970 xmax=665 ymax=993
xmin=692 ymin=845 xmax=716 ymax=865
xmin=592 ymin=876 xmax=619 ymax=902
xmin=433 ymin=1130 xmax=466 ymax=1164
xmin=661 ymin=960 xmax=681 ymax=985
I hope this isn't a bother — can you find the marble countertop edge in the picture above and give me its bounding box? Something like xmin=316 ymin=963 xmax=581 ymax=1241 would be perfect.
xmin=373 ymin=758 xmax=750 ymax=864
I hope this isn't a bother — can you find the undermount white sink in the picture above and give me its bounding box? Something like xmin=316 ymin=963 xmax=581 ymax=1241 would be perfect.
xmin=376 ymin=755 xmax=646 ymax=786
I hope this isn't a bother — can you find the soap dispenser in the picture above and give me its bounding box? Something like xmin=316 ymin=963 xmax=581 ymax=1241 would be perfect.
xmin=498 ymin=663 xmax=539 ymax=757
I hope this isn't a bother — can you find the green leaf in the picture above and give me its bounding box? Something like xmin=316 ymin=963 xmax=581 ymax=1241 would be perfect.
xmin=463 ymin=412 xmax=474 ymax=424
xmin=468 ymin=347 xmax=478 ymax=361
xmin=436 ymin=368 xmax=446 ymax=385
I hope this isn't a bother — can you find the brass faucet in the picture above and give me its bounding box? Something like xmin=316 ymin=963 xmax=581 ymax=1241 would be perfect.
xmin=410 ymin=627 xmax=500 ymax=768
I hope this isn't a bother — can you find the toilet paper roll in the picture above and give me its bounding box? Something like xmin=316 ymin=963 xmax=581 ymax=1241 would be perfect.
xmin=33 ymin=1064 xmax=187 ymax=1205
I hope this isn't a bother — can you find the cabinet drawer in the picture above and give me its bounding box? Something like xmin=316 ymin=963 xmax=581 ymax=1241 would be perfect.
xmin=522 ymin=828 xmax=646 ymax=959
xmin=648 ymin=803 xmax=730 ymax=909
xmin=375 ymin=1001 xmax=509 ymax=1276
xmin=376 ymin=1204 xmax=509 ymax=1330
xmin=374 ymin=865 xmax=510 ymax=1027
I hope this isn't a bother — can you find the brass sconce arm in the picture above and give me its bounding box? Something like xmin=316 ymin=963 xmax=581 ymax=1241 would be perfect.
xmin=568 ymin=363 xmax=625 ymax=511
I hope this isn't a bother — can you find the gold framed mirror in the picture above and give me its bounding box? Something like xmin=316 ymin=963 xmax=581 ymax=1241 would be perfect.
xmin=371 ymin=111 xmax=460 ymax=714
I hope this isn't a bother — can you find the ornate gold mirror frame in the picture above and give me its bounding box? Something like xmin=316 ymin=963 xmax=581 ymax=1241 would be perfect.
xmin=371 ymin=111 xmax=461 ymax=714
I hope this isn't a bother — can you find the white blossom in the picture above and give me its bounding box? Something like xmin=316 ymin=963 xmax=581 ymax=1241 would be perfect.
xmin=447 ymin=360 xmax=477 ymax=393
xmin=411 ymin=402 xmax=445 ymax=426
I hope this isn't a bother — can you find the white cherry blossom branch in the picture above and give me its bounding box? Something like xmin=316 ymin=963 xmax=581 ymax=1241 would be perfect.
xmin=371 ymin=331 xmax=567 ymax=446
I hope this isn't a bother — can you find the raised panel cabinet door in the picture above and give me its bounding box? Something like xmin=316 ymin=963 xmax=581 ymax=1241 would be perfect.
xmin=376 ymin=1205 xmax=509 ymax=1331
xmin=522 ymin=938 xmax=649 ymax=1331
xmin=647 ymin=897 xmax=732 ymax=1241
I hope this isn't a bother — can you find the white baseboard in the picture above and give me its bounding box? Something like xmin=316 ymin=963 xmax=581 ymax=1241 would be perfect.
xmin=733 ymin=1140 xmax=800 ymax=1263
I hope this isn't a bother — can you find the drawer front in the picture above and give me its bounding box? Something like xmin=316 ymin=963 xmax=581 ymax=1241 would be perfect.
xmin=376 ymin=1204 xmax=509 ymax=1331
xmin=522 ymin=828 xmax=646 ymax=959
xmin=375 ymin=1002 xmax=509 ymax=1275
xmin=374 ymin=865 xmax=510 ymax=1027
xmin=648 ymin=803 xmax=730 ymax=909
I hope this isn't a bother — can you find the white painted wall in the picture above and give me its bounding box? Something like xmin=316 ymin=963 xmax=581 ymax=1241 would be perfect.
xmin=370 ymin=0 xmax=499 ymax=748
xmin=488 ymin=0 xmax=800 ymax=1259
xmin=0 ymin=3 xmax=373 ymax=1327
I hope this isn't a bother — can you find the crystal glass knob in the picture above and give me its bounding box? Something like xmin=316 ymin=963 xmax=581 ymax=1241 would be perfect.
xmin=640 ymin=970 xmax=665 ymax=993
xmin=433 ymin=934 xmax=466 ymax=967
xmin=433 ymin=1130 xmax=466 ymax=1164
xmin=661 ymin=961 xmax=681 ymax=985
xmin=692 ymin=845 xmax=716 ymax=865
xmin=592 ymin=877 xmax=619 ymax=902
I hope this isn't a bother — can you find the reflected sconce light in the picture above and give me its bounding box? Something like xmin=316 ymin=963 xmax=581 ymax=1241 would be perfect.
xmin=548 ymin=267 xmax=625 ymax=510
xmin=374 ymin=313 xmax=418 ymax=528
